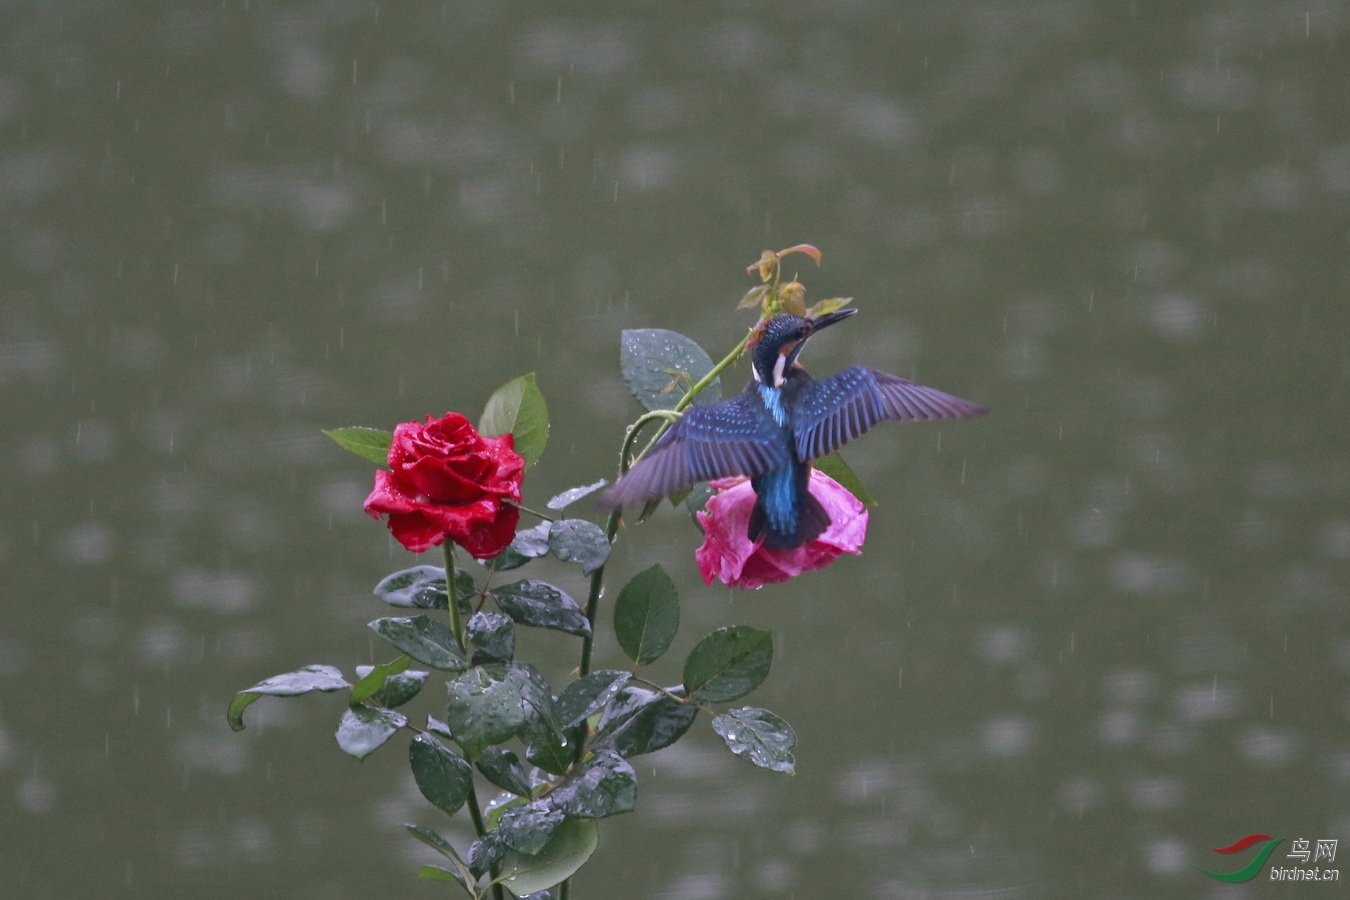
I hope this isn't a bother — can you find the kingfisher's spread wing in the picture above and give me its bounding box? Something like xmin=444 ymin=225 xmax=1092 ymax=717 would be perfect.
xmin=602 ymin=388 xmax=791 ymax=507
xmin=793 ymin=366 xmax=987 ymax=460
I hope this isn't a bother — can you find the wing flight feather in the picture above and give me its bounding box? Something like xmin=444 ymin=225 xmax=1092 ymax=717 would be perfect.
xmin=602 ymin=387 xmax=791 ymax=507
xmin=794 ymin=366 xmax=987 ymax=460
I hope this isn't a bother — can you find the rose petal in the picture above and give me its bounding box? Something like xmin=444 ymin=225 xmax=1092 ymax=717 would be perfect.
xmin=363 ymin=413 xmax=526 ymax=557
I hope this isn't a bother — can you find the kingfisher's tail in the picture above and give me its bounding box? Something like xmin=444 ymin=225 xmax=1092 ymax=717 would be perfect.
xmin=748 ymin=488 xmax=830 ymax=550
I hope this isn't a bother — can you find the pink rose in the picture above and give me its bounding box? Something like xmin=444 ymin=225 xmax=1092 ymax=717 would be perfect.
xmin=363 ymin=413 xmax=524 ymax=557
xmin=695 ymin=469 xmax=867 ymax=589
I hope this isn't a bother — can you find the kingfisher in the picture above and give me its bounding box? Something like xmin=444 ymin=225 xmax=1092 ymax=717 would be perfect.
xmin=601 ymin=309 xmax=987 ymax=549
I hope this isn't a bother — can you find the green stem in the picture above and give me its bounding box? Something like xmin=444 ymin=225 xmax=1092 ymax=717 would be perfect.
xmin=444 ymin=542 xmax=504 ymax=900
xmin=560 ymin=319 xmax=759 ymax=898
xmin=442 ymin=542 xmax=467 ymax=652
xmin=506 ymin=499 xmax=556 ymax=522
xmin=464 ymin=782 xmax=505 ymax=900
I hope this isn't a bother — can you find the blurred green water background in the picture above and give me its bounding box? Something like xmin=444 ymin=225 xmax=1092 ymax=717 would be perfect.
xmin=3 ymin=1 xmax=1348 ymax=897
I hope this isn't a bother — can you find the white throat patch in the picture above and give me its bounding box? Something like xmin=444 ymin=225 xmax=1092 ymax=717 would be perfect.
xmin=771 ymin=352 xmax=789 ymax=388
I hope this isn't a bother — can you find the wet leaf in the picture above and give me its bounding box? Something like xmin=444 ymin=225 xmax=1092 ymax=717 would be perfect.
xmin=546 ymin=479 xmax=608 ymax=511
xmin=683 ymin=482 xmax=714 ymax=515
xmin=444 ymin=663 xmax=559 ymax=760
xmin=711 ymin=707 xmax=796 ymax=774
xmin=350 ymin=655 xmax=411 ymax=704
xmin=594 ymin=686 xmax=698 ymax=758
xmin=371 ymin=668 xmax=429 ymax=708
xmin=488 ymin=522 xmax=552 ymax=572
xmin=476 ymin=747 xmax=532 ymax=797
xmin=620 ymin=328 xmax=722 ymax=412
xmin=425 ymin=716 xmax=453 ymax=739
xmin=369 ymin=616 xmax=467 ymax=671
xmin=322 ymin=426 xmax=393 ymax=466
xmin=491 ymin=580 xmax=591 ymax=637
xmin=556 ymin=670 xmax=631 ymax=729
xmin=496 ymin=799 xmax=564 ymax=854
xmin=227 ymin=664 xmax=348 ymax=731
xmin=484 ymin=792 xmax=526 ymax=830
xmin=612 ymin=564 xmax=679 ymax=665
xmin=548 ymin=518 xmax=610 ymax=574
xmin=409 ymin=733 xmax=475 ymax=815
xmin=498 ymin=818 xmax=598 ymax=896
xmin=336 ymin=705 xmax=406 ymax=760
xmin=468 ymin=830 xmax=509 ymax=879
xmin=814 ymin=453 xmax=876 ymax=507
xmin=467 ymin=610 xmax=515 ymax=664
xmin=683 ymin=626 xmax=773 ymax=703
xmin=550 ymin=750 xmax=637 ymax=819
xmin=373 ymin=565 xmax=474 ymax=612
xmin=525 ymin=725 xmax=571 ymax=777
xmin=479 ymin=372 xmax=549 ymax=467
xmin=406 ymin=823 xmax=468 ymax=867
xmin=416 ymin=865 xmax=463 ymax=885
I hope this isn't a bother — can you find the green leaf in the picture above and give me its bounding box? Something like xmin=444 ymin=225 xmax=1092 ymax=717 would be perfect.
xmin=372 ymin=669 xmax=429 ymax=709
xmin=738 ymin=283 xmax=769 ymax=310
xmin=487 ymin=522 xmax=552 ymax=572
xmin=406 ymin=825 xmax=476 ymax=890
xmin=350 ymin=655 xmax=412 ymax=704
xmin=426 ymin=716 xmax=453 ymax=739
xmin=594 ymin=687 xmax=698 ymax=758
xmin=369 ymin=616 xmax=468 ymax=671
xmin=322 ymin=427 xmax=393 ymax=466
xmin=546 ymin=479 xmax=608 ymax=511
xmin=468 ymin=830 xmax=509 ymax=879
xmin=409 ymin=733 xmax=475 ymax=816
xmin=814 ymin=453 xmax=877 ymax=507
xmin=336 ymin=705 xmax=406 ymax=760
xmin=612 ymin=564 xmax=680 ymax=665
xmin=496 ymin=799 xmax=564 ymax=854
xmin=227 ymin=664 xmax=349 ymax=732
xmin=444 ymin=663 xmax=559 ymax=760
xmin=683 ymin=626 xmax=773 ymax=703
xmin=373 ymin=565 xmax=474 ymax=612
xmin=711 ymin=707 xmax=797 ymax=774
xmin=556 ymin=670 xmax=631 ymax=730
xmin=484 ymin=792 xmax=526 ymax=831
xmin=683 ymin=482 xmax=714 ymax=515
xmin=405 ymin=823 xmax=466 ymax=863
xmin=547 ymin=519 xmax=611 ymax=574
xmin=806 ymin=296 xmax=852 ymax=317
xmin=490 ymin=580 xmax=591 ymax=637
xmin=620 ymin=329 xmax=722 ymax=411
xmin=476 ymin=747 xmax=533 ymax=797
xmin=497 ymin=817 xmax=599 ymax=896
xmin=550 ymin=750 xmax=637 ymax=819
xmin=416 ymin=865 xmax=463 ymax=885
xmin=524 ymin=726 xmax=571 ymax=778
xmin=467 ymin=610 xmax=515 ymax=664
xmin=479 ymin=372 xmax=549 ymax=467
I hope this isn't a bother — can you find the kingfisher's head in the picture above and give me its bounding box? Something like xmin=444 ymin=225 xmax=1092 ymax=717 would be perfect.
xmin=750 ymin=308 xmax=858 ymax=388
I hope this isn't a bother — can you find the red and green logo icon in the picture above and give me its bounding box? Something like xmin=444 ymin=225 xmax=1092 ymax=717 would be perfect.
xmin=1196 ymin=834 xmax=1284 ymax=882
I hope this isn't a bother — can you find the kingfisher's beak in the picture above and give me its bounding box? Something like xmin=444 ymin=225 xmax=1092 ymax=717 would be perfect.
xmin=808 ymin=308 xmax=859 ymax=332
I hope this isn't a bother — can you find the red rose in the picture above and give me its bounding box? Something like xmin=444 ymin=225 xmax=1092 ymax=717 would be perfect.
xmin=695 ymin=469 xmax=867 ymax=589
xmin=363 ymin=413 xmax=524 ymax=558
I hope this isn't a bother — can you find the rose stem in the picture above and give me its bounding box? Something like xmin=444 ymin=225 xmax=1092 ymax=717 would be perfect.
xmin=442 ymin=541 xmax=505 ymax=900
xmin=504 ymin=499 xmax=555 ymax=522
